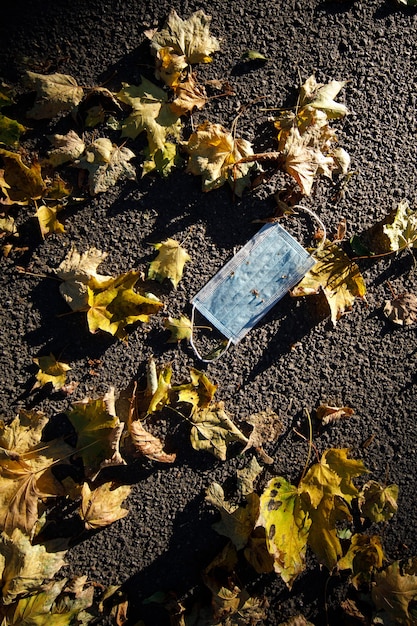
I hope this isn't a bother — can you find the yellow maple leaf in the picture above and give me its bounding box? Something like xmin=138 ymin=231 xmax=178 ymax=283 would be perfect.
xmin=291 ymin=240 xmax=366 ymax=325
xmin=163 ymin=314 xmax=192 ymax=343
xmin=79 ymin=482 xmax=131 ymax=530
xmin=184 ymin=120 xmax=256 ymax=196
xmin=32 ymin=353 xmax=71 ymax=391
xmin=148 ymin=238 xmax=190 ymax=288
xmin=0 ymin=411 xmax=73 ymax=535
xmin=36 ymin=203 xmax=65 ymax=238
xmin=170 ymin=74 xmax=208 ymax=116
xmin=176 ymin=368 xmax=217 ymax=413
xmin=86 ymin=270 xmax=163 ymax=340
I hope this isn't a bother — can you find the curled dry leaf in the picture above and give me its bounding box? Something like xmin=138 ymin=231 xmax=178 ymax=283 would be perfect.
xmin=384 ymin=291 xmax=417 ymax=326
xmin=75 ymin=137 xmax=136 ymax=195
xmin=358 ymin=480 xmax=399 ymax=523
xmin=46 ymin=129 xmax=86 ymax=167
xmin=32 ymin=353 xmax=71 ymax=391
xmin=79 ymin=482 xmax=131 ymax=530
xmin=25 ymin=71 xmax=84 ymax=120
xmin=315 ymin=404 xmax=354 ymax=425
xmin=337 ymin=533 xmax=384 ymax=588
xmin=184 ymin=120 xmax=257 ymax=197
xmin=148 ymin=238 xmax=190 ymax=288
xmin=170 ymin=74 xmax=208 ymax=116
xmin=128 ymin=419 xmax=176 ymax=463
xmin=243 ymin=409 xmax=283 ymax=464
xmin=56 ymin=245 xmax=110 ymax=311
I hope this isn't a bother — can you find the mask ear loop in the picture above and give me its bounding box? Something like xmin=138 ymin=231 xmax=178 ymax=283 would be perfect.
xmin=292 ymin=204 xmax=327 ymax=258
xmin=189 ymin=305 xmax=232 ymax=363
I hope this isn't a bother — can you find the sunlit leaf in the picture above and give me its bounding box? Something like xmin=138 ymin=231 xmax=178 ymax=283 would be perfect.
xmin=67 ymin=388 xmax=126 ymax=479
xmin=149 ymin=9 xmax=220 ymax=65
xmin=299 ymin=75 xmax=348 ymax=118
xmin=176 ymin=368 xmax=217 ymax=412
xmin=128 ymin=419 xmax=176 ymax=464
xmin=291 ymin=240 xmax=366 ymax=325
xmin=148 ymin=238 xmax=190 ymax=288
xmin=315 ymin=404 xmax=354 ymax=425
xmin=170 ymin=74 xmax=208 ymax=116
xmin=36 ymin=203 xmax=65 ymax=238
xmin=86 ymin=270 xmax=163 ymax=340
xmin=184 ymin=120 xmax=256 ymax=196
xmin=383 ymin=199 xmax=417 ymax=251
xmin=258 ymin=477 xmax=311 ymax=589
xmin=32 ymin=353 xmax=71 ymax=391
xmin=243 ymin=409 xmax=283 ymax=464
xmin=0 ymin=528 xmax=66 ymax=604
xmin=0 ymin=411 xmax=73 ymax=535
xmin=163 ymin=314 xmax=192 ymax=343
xmin=189 ymin=402 xmax=248 ymax=460
xmin=79 ymin=482 xmax=131 ymax=530
xmin=46 ymin=130 xmax=86 ymax=167
xmin=153 ymin=46 xmax=188 ymax=88
xmin=240 ymin=50 xmax=268 ymax=61
xmin=358 ymin=480 xmax=399 ymax=523
xmin=75 ymin=137 xmax=136 ymax=195
xmin=384 ymin=291 xmax=417 ymax=326
xmin=25 ymin=71 xmax=84 ymax=120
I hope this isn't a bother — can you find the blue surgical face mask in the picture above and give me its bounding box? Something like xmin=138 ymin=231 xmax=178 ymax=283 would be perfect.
xmin=190 ymin=205 xmax=325 ymax=361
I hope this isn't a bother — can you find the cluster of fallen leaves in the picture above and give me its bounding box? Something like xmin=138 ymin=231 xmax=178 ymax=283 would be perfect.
xmin=1 ymin=7 xmax=417 ymax=626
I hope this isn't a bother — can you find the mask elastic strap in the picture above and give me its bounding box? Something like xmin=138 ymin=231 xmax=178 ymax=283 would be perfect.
xmin=292 ymin=204 xmax=327 ymax=258
xmin=190 ymin=304 xmax=232 ymax=363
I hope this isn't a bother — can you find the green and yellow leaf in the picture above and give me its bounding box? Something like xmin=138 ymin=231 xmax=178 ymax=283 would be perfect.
xmin=163 ymin=314 xmax=192 ymax=343
xmin=32 ymin=353 xmax=71 ymax=391
xmin=0 ymin=148 xmax=46 ymax=204
xmin=148 ymin=238 xmax=190 ymax=288
xmin=358 ymin=480 xmax=399 ymax=523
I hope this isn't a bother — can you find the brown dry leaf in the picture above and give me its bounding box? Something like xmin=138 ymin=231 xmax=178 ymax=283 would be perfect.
xmin=291 ymin=240 xmax=366 ymax=325
xmin=0 ymin=149 xmax=46 ymax=204
xmin=338 ymin=533 xmax=384 ymax=588
xmin=384 ymin=292 xmax=417 ymax=326
xmin=75 ymin=137 xmax=136 ymax=195
xmin=0 ymin=410 xmax=73 ymax=535
xmin=25 ymin=71 xmax=84 ymax=120
xmin=184 ymin=120 xmax=256 ymax=197
xmin=32 ymin=353 xmax=71 ymax=391
xmin=79 ymin=481 xmax=131 ymax=530
xmin=372 ymin=559 xmax=417 ymax=625
xmin=358 ymin=480 xmax=399 ymax=523
xmin=46 ymin=129 xmax=86 ymax=167
xmin=243 ymin=409 xmax=283 ymax=464
xmin=128 ymin=419 xmax=176 ymax=463
xmin=170 ymin=74 xmax=208 ymax=116
xmin=315 ymin=404 xmax=354 ymax=425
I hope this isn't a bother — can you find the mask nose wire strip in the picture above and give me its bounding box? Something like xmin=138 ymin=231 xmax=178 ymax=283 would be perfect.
xmin=292 ymin=204 xmax=327 ymax=257
xmin=190 ymin=305 xmax=232 ymax=362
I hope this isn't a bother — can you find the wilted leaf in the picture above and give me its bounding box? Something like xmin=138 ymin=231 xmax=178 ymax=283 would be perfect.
xmin=0 ymin=149 xmax=46 ymax=204
xmin=0 ymin=114 xmax=26 ymax=148
xmin=372 ymin=559 xmax=417 ymax=624
xmin=358 ymin=480 xmax=399 ymax=523
xmin=46 ymin=130 xmax=86 ymax=167
xmin=338 ymin=533 xmax=384 ymax=588
xmin=56 ymin=245 xmax=110 ymax=311
xmin=206 ymin=483 xmax=259 ymax=550
xmin=170 ymin=74 xmax=208 ymax=116
xmin=67 ymin=388 xmax=126 ymax=479
xmin=36 ymin=203 xmax=65 ymax=238
xmin=315 ymin=404 xmax=354 ymax=425
xmin=176 ymin=368 xmax=217 ymax=412
xmin=79 ymin=482 xmax=131 ymax=530
xmin=0 ymin=528 xmax=66 ymax=604
xmin=149 ymin=9 xmax=220 ymax=65
xmin=184 ymin=120 xmax=256 ymax=196
xmin=383 ymin=199 xmax=417 ymax=251
xmin=25 ymin=71 xmax=84 ymax=120
xmin=0 ymin=215 xmax=17 ymax=237
xmin=75 ymin=137 xmax=136 ymax=195
xmin=299 ymin=75 xmax=348 ymax=118
xmin=189 ymin=402 xmax=248 ymax=460
xmin=258 ymin=476 xmax=311 ymax=589
xmin=148 ymin=238 xmax=190 ymax=288
xmin=243 ymin=409 xmax=283 ymax=464
xmin=128 ymin=419 xmax=176 ymax=463
xmin=291 ymin=240 xmax=366 ymax=325
xmin=153 ymin=46 xmax=188 ymax=87
xmin=384 ymin=292 xmax=417 ymax=326
xmin=87 ymin=270 xmax=163 ymax=340
xmin=116 ymin=78 xmax=182 ymax=172
xmin=32 ymin=353 xmax=71 ymax=391
xmin=163 ymin=314 xmax=192 ymax=343
xmin=0 ymin=410 xmax=73 ymax=535
xmin=240 ymin=50 xmax=268 ymax=61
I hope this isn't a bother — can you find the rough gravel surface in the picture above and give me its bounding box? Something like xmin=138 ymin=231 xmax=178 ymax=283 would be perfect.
xmin=1 ymin=1 xmax=417 ymax=624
